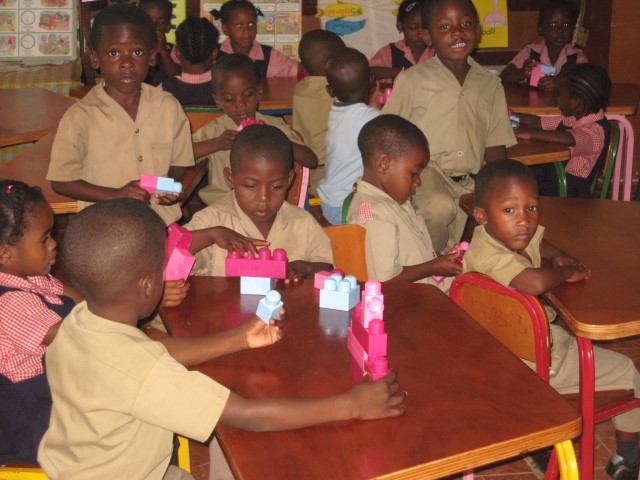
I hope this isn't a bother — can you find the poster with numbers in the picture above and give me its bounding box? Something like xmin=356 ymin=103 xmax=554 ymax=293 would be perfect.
xmin=0 ymin=0 xmax=76 ymax=61
xmin=201 ymin=0 xmax=301 ymax=61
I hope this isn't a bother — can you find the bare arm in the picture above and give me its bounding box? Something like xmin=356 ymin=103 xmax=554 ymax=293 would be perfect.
xmin=51 ymin=179 xmax=150 ymax=203
xmin=292 ymin=143 xmax=318 ymax=169
xmin=286 ymin=260 xmax=334 ymax=284
xmin=386 ymin=252 xmax=462 ymax=283
xmin=188 ymin=226 xmax=269 ymax=256
xmin=484 ymin=145 xmax=508 ymax=162
xmin=499 ymin=63 xmax=526 ymax=83
xmin=193 ymin=130 xmax=238 ymax=160
xmin=370 ymin=66 xmax=403 ymax=81
xmin=515 ymin=129 xmax=576 ymax=146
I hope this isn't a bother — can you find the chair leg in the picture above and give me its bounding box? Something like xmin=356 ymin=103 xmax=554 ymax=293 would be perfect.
xmin=606 ymin=114 xmax=634 ymax=201
xmin=578 ymin=336 xmax=597 ymax=480
xmin=546 ymin=448 xmax=559 ymax=480
xmin=555 ymin=440 xmax=579 ymax=480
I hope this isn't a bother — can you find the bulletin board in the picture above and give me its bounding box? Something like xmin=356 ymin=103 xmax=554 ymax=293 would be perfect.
xmin=0 ymin=0 xmax=77 ymax=61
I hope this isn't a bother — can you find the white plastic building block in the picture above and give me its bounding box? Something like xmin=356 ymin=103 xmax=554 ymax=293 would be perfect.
xmin=319 ymin=274 xmax=360 ymax=311
xmin=255 ymin=290 xmax=283 ymax=324
xmin=240 ymin=276 xmax=275 ymax=295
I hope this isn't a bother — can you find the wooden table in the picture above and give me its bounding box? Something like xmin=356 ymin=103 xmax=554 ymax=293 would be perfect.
xmin=161 ymin=277 xmax=581 ymax=479
xmin=507 ymin=137 xmax=570 ymax=165
xmin=0 ymin=88 xmax=75 ymax=148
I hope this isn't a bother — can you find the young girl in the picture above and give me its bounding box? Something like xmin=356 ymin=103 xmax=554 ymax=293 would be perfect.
xmin=160 ymin=17 xmax=219 ymax=106
xmin=139 ymin=0 xmax=181 ymax=86
xmin=513 ymin=63 xmax=611 ymax=198
xmin=500 ymin=0 xmax=587 ymax=92
xmin=369 ymin=0 xmax=434 ymax=82
xmin=0 ymin=180 xmax=78 ymax=464
xmin=211 ymin=0 xmax=298 ymax=78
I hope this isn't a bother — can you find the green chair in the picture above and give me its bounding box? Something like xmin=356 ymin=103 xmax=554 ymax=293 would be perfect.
xmin=341 ymin=190 xmax=356 ymax=224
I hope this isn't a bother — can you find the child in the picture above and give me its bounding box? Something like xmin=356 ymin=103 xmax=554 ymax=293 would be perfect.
xmin=382 ymin=0 xmax=515 ymax=253
xmin=464 ymin=159 xmax=640 ymax=479
xmin=346 ymin=115 xmax=462 ymax=289
xmin=159 ymin=17 xmax=219 ymax=106
xmin=317 ymin=47 xmax=380 ymax=225
xmin=46 ymin=3 xmax=194 ymax=226
xmin=292 ymin=29 xmax=345 ymax=196
xmin=188 ymin=124 xmax=333 ymax=283
xmin=369 ymin=0 xmax=434 ymax=82
xmin=500 ymin=0 xmax=587 ymax=92
xmin=514 ymin=63 xmax=611 ymax=198
xmin=139 ymin=0 xmax=181 ymax=86
xmin=0 ymin=181 xmax=78 ymax=465
xmin=211 ymin=0 xmax=298 ymax=78
xmin=192 ymin=53 xmax=317 ymax=206
xmin=37 ymin=198 xmax=405 ymax=479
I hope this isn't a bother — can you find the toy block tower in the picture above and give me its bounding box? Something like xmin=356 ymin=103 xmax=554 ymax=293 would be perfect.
xmin=318 ymin=273 xmax=360 ymax=311
xmin=140 ymin=175 xmax=182 ymax=195
xmin=347 ymin=280 xmax=389 ymax=381
xmin=164 ymin=224 xmax=195 ymax=281
xmin=225 ymin=247 xmax=288 ymax=295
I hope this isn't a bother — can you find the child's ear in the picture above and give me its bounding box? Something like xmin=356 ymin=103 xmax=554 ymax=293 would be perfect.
xmin=223 ymin=167 xmax=235 ymax=190
xmin=376 ymin=153 xmax=391 ymax=174
xmin=536 ymin=22 xmax=545 ymax=37
xmin=473 ymin=206 xmax=488 ymax=225
xmin=326 ymin=84 xmax=335 ymax=98
xmin=139 ymin=274 xmax=155 ymax=299
xmin=287 ymin=169 xmax=295 ymax=188
xmin=89 ymin=50 xmax=99 ymax=70
xmin=210 ymin=47 xmax=219 ymax=62
xmin=396 ymin=21 xmax=402 ymax=34
xmin=0 ymin=244 xmax=12 ymax=266
xmin=148 ymin=48 xmax=158 ymax=68
xmin=422 ymin=29 xmax=432 ymax=47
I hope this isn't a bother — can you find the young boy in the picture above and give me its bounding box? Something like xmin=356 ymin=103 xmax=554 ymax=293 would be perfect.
xmin=139 ymin=0 xmax=181 ymax=86
xmin=464 ymin=159 xmax=640 ymax=478
xmin=37 ymin=198 xmax=405 ymax=479
xmin=318 ymin=47 xmax=380 ymax=225
xmin=187 ymin=124 xmax=333 ymax=282
xmin=192 ymin=54 xmax=317 ymax=206
xmin=382 ymin=0 xmax=515 ymax=253
xmin=347 ymin=114 xmax=462 ymax=290
xmin=46 ymin=3 xmax=194 ymax=226
xmin=292 ymin=29 xmax=345 ymax=196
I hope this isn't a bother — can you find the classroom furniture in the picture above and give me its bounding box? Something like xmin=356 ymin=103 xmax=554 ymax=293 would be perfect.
xmin=507 ymin=137 xmax=570 ymax=165
xmin=323 ymin=224 xmax=368 ymax=281
xmin=286 ymin=163 xmax=309 ymax=209
xmin=0 ymin=62 xmax=81 ymax=95
xmin=160 ymin=277 xmax=582 ymax=479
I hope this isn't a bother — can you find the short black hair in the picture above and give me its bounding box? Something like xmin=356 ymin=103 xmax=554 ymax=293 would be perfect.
xmin=559 ymin=63 xmax=611 ymax=114
xmin=212 ymin=53 xmax=260 ymax=93
xmin=325 ymin=47 xmax=370 ymax=102
xmin=358 ymin=114 xmax=428 ymax=167
xmin=176 ymin=17 xmax=219 ymax=65
xmin=474 ymin=159 xmax=538 ymax=207
xmin=138 ymin=0 xmax=174 ymax=19
xmin=230 ymin=124 xmax=293 ymax=173
xmin=397 ymin=0 xmax=423 ymax=23
xmin=64 ymin=199 xmax=166 ymax=303
xmin=538 ymin=0 xmax=576 ymax=26
xmin=210 ymin=0 xmax=262 ymax=24
xmin=91 ymin=3 xmax=155 ymax=50
xmin=421 ymin=0 xmax=478 ymax=29
xmin=298 ymin=29 xmax=345 ymax=76
xmin=0 ymin=180 xmax=48 ymax=245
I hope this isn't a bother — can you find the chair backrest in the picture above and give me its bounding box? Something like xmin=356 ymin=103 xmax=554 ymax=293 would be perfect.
xmin=183 ymin=107 xmax=224 ymax=133
xmin=323 ymin=224 xmax=368 ymax=282
xmin=591 ymin=120 xmax=620 ymax=199
xmin=341 ymin=191 xmax=356 ymax=224
xmin=285 ymin=163 xmax=309 ymax=209
xmin=449 ymin=272 xmax=551 ymax=381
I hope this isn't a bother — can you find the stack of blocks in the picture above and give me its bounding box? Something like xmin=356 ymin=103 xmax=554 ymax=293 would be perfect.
xmin=347 ymin=280 xmax=389 ymax=381
xmin=164 ymin=224 xmax=196 ymax=281
xmin=318 ymin=271 xmax=360 ymax=311
xmin=140 ymin=174 xmax=183 ymax=195
xmin=225 ymin=247 xmax=288 ymax=295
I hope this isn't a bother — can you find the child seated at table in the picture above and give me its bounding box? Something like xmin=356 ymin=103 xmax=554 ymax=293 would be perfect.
xmin=513 ymin=63 xmax=611 ymax=198
xmin=464 ymin=159 xmax=640 ymax=479
xmin=139 ymin=0 xmax=180 ymax=86
xmin=46 ymin=3 xmax=194 ymax=226
xmin=188 ymin=124 xmax=333 ymax=283
xmin=292 ymin=29 xmax=345 ymax=196
xmin=499 ymin=0 xmax=587 ymax=92
xmin=192 ymin=53 xmax=317 ymax=205
xmin=318 ymin=47 xmax=380 ymax=225
xmin=346 ymin=114 xmax=462 ymax=290
xmin=37 ymin=198 xmax=406 ymax=479
xmin=159 ymin=17 xmax=218 ymax=106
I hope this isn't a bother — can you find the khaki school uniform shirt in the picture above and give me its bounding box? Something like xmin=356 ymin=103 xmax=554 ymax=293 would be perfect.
xmin=38 ymin=302 xmax=229 ymax=480
xmin=185 ymin=192 xmax=334 ymax=276
xmin=46 ymin=83 xmax=195 ymax=225
xmin=192 ymin=112 xmax=305 ymax=205
xmin=382 ymin=55 xmax=516 ymax=176
xmin=292 ymin=75 xmax=332 ymax=167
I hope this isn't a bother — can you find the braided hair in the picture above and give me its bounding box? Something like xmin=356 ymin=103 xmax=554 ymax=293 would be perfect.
xmin=560 ymin=63 xmax=611 ymax=114
xmin=0 ymin=180 xmax=47 ymax=245
xmin=175 ymin=17 xmax=219 ymax=65
xmin=210 ymin=0 xmax=263 ymax=24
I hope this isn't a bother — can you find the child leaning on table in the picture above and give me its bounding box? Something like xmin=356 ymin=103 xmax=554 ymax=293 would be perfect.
xmin=46 ymin=3 xmax=194 ymax=226
xmin=346 ymin=115 xmax=462 ymax=291
xmin=513 ymin=63 xmax=611 ymax=198
xmin=187 ymin=124 xmax=333 ymax=283
xmin=37 ymin=198 xmax=406 ymax=480
xmin=463 ymin=159 xmax=640 ymax=479
xmin=192 ymin=53 xmax=317 ymax=205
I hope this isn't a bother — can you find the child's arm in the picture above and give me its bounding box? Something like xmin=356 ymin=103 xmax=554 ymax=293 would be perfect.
xmin=193 ymin=131 xmax=239 ymax=159
xmin=189 ymin=226 xmax=269 ymax=256
xmin=484 ymin=145 xmax=508 ymax=162
xmin=515 ymin=128 xmax=575 ymax=146
xmin=161 ymin=279 xmax=190 ymax=308
xmin=387 ymin=251 xmax=463 ymax=283
xmin=499 ymin=59 xmax=537 ymax=83
xmin=51 ymin=179 xmax=151 ymax=204
xmin=370 ymin=66 xmax=403 ymax=81
xmin=220 ymin=370 xmax=405 ymax=431
xmin=512 ymin=112 xmax=542 ymax=129
xmin=537 ymin=75 xmax=557 ymax=93
xmin=292 ymin=142 xmax=318 ymax=169
xmin=155 ymin=35 xmax=180 ymax=78
xmin=285 ymin=260 xmax=334 ymax=284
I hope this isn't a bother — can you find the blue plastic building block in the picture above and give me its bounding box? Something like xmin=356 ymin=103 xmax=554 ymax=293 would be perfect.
xmin=319 ymin=274 xmax=360 ymax=311
xmin=255 ymin=290 xmax=283 ymax=324
xmin=240 ymin=276 xmax=275 ymax=295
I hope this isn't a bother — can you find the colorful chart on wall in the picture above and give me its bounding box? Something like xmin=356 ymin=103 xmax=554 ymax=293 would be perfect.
xmin=0 ymin=0 xmax=76 ymax=61
xmin=474 ymin=0 xmax=508 ymax=48
xmin=201 ymin=0 xmax=301 ymax=61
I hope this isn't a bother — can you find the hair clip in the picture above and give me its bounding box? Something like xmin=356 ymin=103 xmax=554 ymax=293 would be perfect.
xmin=405 ymin=1 xmax=418 ymax=12
xmin=5 ymin=184 xmax=13 ymax=196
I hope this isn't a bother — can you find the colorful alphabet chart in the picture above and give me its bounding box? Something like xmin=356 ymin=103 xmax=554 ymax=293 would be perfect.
xmin=0 ymin=0 xmax=76 ymax=60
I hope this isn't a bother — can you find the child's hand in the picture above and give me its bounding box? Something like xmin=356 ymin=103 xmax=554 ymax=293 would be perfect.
xmin=155 ymin=30 xmax=168 ymax=51
xmin=431 ymin=252 xmax=463 ymax=277
xmin=216 ymin=130 xmax=239 ymax=151
xmin=210 ymin=226 xmax=269 ymax=255
xmin=284 ymin=260 xmax=308 ymax=285
xmin=551 ymin=252 xmax=582 ymax=268
xmin=115 ymin=180 xmax=151 ymax=203
xmin=241 ymin=314 xmax=285 ymax=349
xmin=154 ymin=192 xmax=183 ymax=206
xmin=538 ymin=75 xmax=557 ymax=92
xmin=514 ymin=127 xmax=535 ymax=140
xmin=161 ymin=279 xmax=190 ymax=307
xmin=349 ymin=370 xmax=406 ymax=420
xmin=368 ymin=80 xmax=382 ymax=108
xmin=563 ymin=264 xmax=591 ymax=283
xmin=522 ymin=59 xmax=537 ymax=78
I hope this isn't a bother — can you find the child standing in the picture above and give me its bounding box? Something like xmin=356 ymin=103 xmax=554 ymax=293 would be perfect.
xmin=0 ymin=181 xmax=78 ymax=464
xmin=500 ymin=0 xmax=587 ymax=92
xmin=192 ymin=53 xmax=316 ymax=206
xmin=347 ymin=115 xmax=462 ymax=289
xmin=188 ymin=124 xmax=333 ymax=283
xmin=46 ymin=3 xmax=195 ymax=226
xmin=382 ymin=0 xmax=515 ymax=253
xmin=318 ymin=47 xmax=380 ymax=225
xmin=38 ymin=198 xmax=405 ymax=479
xmin=514 ymin=63 xmax=611 ymax=198
xmin=292 ymin=29 xmax=345 ymax=196
xmin=139 ymin=0 xmax=180 ymax=86
xmin=159 ymin=17 xmax=219 ymax=106
xmin=369 ymin=0 xmax=434 ymax=82
xmin=212 ymin=0 xmax=298 ymax=78
xmin=464 ymin=159 xmax=640 ymax=480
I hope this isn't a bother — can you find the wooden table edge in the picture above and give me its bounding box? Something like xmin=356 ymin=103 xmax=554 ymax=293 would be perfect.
xmin=0 ymin=129 xmax=51 ymax=148
xmin=509 ymin=149 xmax=570 ymax=165
xmin=512 ymin=106 xmax=637 ymax=116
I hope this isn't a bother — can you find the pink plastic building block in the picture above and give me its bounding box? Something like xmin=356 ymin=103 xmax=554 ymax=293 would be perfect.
xmin=529 ymin=63 xmax=556 ymax=87
xmin=255 ymin=290 xmax=283 ymax=323
xmin=140 ymin=175 xmax=182 ymax=195
xmin=237 ymin=117 xmax=266 ymax=131
xmin=366 ymin=356 xmax=389 ymax=381
xmin=314 ymin=268 xmax=346 ymax=289
xmin=377 ymin=87 xmax=392 ymax=109
xmin=361 ymin=280 xmax=384 ymax=328
xmin=350 ymin=317 xmax=387 ymax=357
xmin=225 ymin=248 xmax=288 ymax=279
xmin=348 ymin=330 xmax=388 ymax=381
xmin=164 ymin=224 xmax=195 ymax=281
xmin=348 ymin=329 xmax=367 ymax=370
xmin=433 ymin=241 xmax=470 ymax=283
